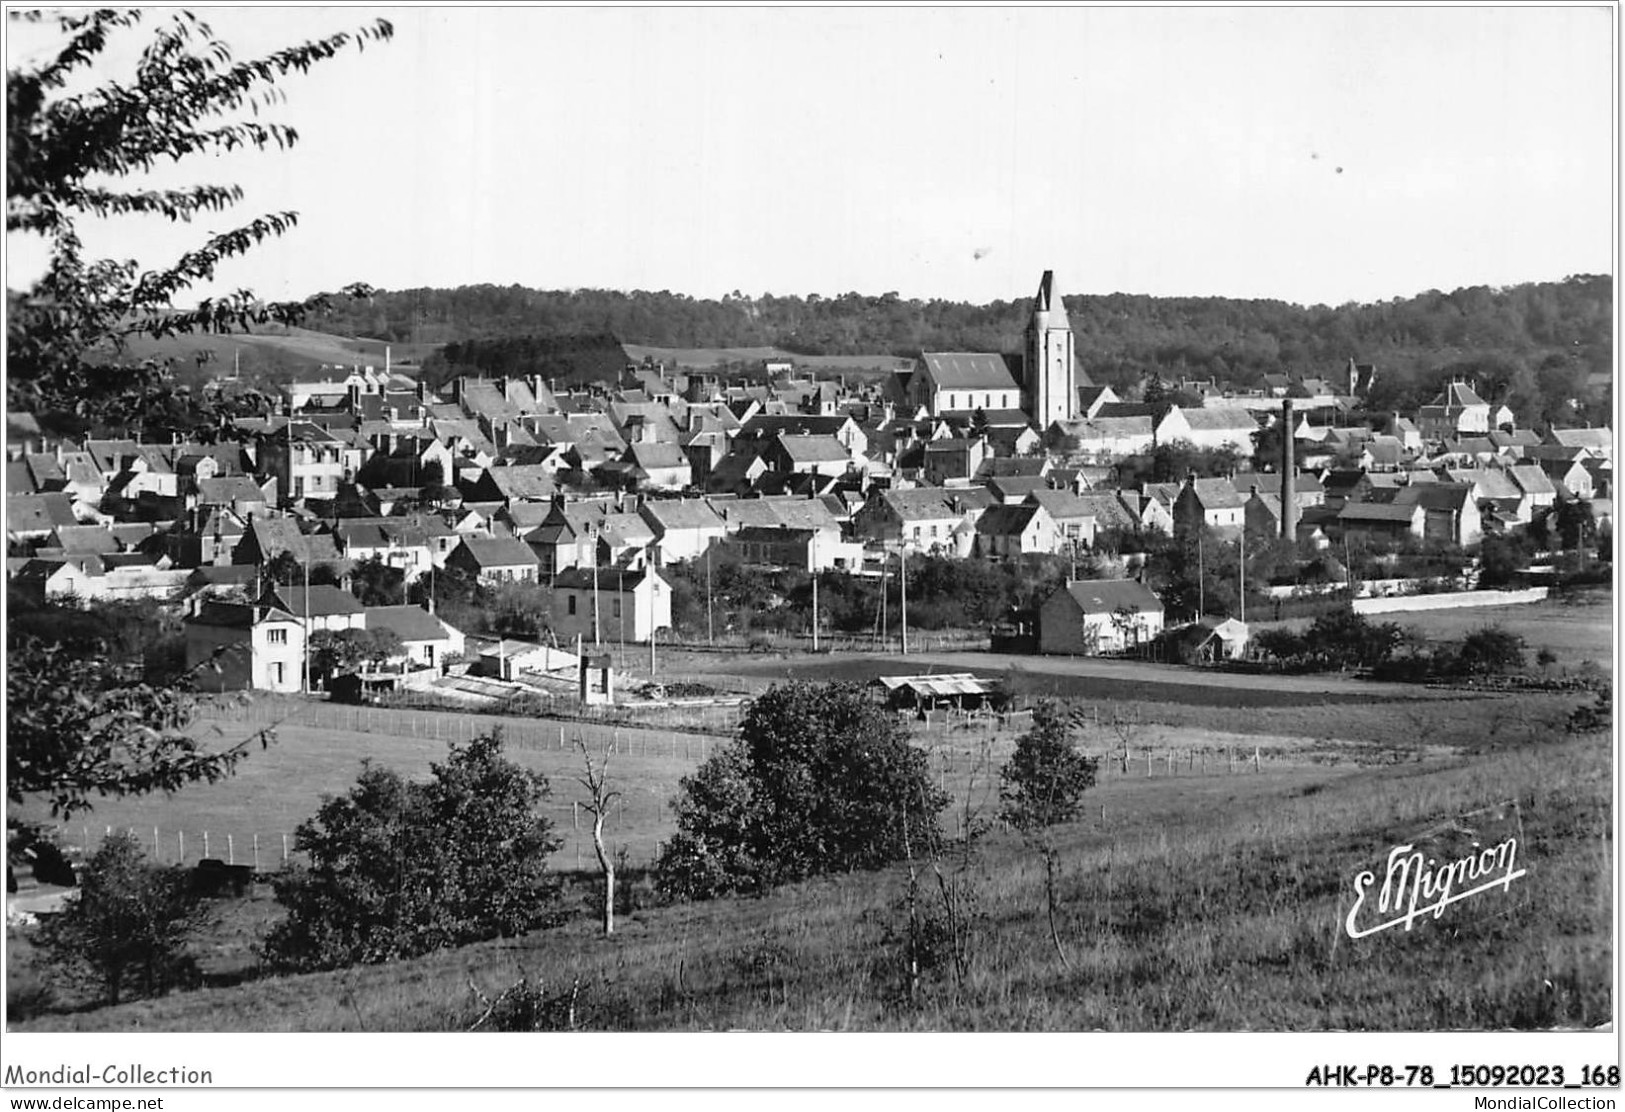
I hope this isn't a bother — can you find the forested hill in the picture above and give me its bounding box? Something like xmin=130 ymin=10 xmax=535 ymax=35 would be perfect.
xmin=314 ymin=276 xmax=1612 ymax=422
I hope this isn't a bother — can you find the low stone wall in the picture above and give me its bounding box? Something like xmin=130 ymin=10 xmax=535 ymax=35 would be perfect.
xmin=1353 ymin=587 xmax=1549 ymax=615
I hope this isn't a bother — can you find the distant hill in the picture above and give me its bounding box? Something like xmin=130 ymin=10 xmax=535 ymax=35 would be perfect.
xmin=311 ymin=277 xmax=1611 ymax=427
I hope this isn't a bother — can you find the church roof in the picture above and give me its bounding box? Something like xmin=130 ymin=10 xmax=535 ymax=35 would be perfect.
xmin=917 ymin=353 xmax=1020 ymax=392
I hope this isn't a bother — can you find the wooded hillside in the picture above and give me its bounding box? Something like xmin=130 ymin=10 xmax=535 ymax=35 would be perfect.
xmin=314 ymin=276 xmax=1612 ymax=426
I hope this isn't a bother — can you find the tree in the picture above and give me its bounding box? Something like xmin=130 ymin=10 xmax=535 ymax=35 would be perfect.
xmin=8 ymin=9 xmax=394 ymax=435
xmin=7 ymin=9 xmax=386 ymax=863
xmin=35 ymin=832 xmax=206 ymax=1006
xmin=656 ymin=682 xmax=948 ymax=899
xmin=8 ymin=638 xmax=268 ymax=822
xmin=574 ymin=740 xmax=621 ymax=937
xmin=1456 ymin=626 xmax=1527 ymax=677
xmin=350 ymin=554 xmax=406 ymax=607
xmin=998 ymin=701 xmax=1098 ymax=831
xmin=308 ymin=628 xmax=403 ymax=684
xmin=263 ymin=732 xmax=562 ymax=971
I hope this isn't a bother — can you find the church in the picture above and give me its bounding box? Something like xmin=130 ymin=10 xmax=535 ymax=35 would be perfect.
xmin=905 ymin=270 xmax=1092 ymax=427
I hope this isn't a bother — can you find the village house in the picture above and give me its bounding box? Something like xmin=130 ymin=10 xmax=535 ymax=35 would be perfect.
xmin=973 ymin=503 xmax=1061 ymax=561
xmin=184 ymin=600 xmax=307 ymax=693
xmin=446 ymin=535 xmax=541 ymax=584
xmin=1173 ymin=476 xmax=1245 ymax=537
xmin=852 ymin=486 xmax=995 ymax=552
xmin=545 ymin=566 xmax=672 ymax=644
xmin=363 ymin=605 xmax=466 ymax=670
xmin=1037 ymin=578 xmax=1165 ymax=655
xmin=638 ymin=498 xmax=729 ymax=565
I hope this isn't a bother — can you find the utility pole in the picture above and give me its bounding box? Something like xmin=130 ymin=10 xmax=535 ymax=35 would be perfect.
xmin=592 ymin=533 xmax=602 ymax=647
xmin=811 ymin=569 xmax=819 ymax=653
xmin=301 ymin=544 xmax=311 ymax=694
xmin=900 ymin=550 xmax=909 ymax=655
xmin=649 ymin=620 xmax=656 ymax=677
xmin=705 ymin=544 xmax=714 ymax=646
xmin=879 ymin=556 xmax=888 ymax=647
xmin=1197 ymin=532 xmax=1205 ymax=619
xmin=1238 ymin=526 xmax=1246 ymax=624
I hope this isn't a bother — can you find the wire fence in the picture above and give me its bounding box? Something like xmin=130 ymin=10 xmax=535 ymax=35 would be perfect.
xmin=197 ymin=694 xmax=741 ymax=752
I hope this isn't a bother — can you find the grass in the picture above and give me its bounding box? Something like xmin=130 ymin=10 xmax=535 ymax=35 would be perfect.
xmin=1257 ymin=590 xmax=1614 ymax=672
xmin=13 ymin=704 xmax=728 ymax=878
xmin=11 ymin=714 xmax=1609 ymax=1032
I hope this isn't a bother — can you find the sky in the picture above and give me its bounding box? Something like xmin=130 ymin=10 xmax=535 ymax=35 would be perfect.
xmin=4 ymin=5 xmax=1616 ymax=310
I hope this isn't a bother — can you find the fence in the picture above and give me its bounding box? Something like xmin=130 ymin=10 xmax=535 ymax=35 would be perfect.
xmin=198 ymin=694 xmax=741 ymax=752
xmin=50 ymin=790 xmax=682 ymax=879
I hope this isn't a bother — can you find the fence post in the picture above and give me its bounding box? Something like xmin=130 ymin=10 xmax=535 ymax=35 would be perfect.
xmin=178 ymin=830 xmax=184 ymax=863
xmin=1254 ymin=746 xmax=1262 ymax=774
xmin=153 ymin=826 xmax=160 ymax=861
xmin=1145 ymin=749 xmax=1152 ymax=777
xmin=253 ymin=834 xmax=260 ymax=871
xmin=282 ymin=833 xmax=289 ymax=866
xmin=227 ymin=834 xmax=234 ymax=866
xmin=202 ymin=831 xmax=209 ymax=859
xmin=1166 ymin=751 xmax=1174 ymax=777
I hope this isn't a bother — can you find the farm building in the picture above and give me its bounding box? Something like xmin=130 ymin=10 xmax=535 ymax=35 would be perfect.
xmin=872 ymin=673 xmax=999 ymax=713
xmin=1037 ymin=578 xmax=1165 ymax=655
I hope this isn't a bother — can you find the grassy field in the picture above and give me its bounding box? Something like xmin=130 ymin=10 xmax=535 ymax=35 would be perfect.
xmin=13 ymin=724 xmax=1609 ymax=1032
xmin=1255 ymin=590 xmax=1613 ymax=671
xmin=622 ymin=343 xmax=912 ymax=373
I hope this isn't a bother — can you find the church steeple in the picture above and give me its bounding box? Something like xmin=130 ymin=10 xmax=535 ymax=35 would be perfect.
xmin=1025 ymin=270 xmax=1077 ymax=426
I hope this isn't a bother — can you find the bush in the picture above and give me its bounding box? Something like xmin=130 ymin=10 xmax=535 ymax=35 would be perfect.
xmin=35 ymin=832 xmax=205 ymax=1006
xmin=999 ymin=702 xmax=1099 ymax=831
xmin=1455 ymin=626 xmax=1527 ymax=676
xmin=656 ymin=682 xmax=949 ymax=900
xmin=262 ymin=732 xmax=562 ymax=971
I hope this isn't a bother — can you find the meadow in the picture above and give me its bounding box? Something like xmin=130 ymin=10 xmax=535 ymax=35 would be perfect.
xmin=13 ymin=722 xmax=1608 ymax=1032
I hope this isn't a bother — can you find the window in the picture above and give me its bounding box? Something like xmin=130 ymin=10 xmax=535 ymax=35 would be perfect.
xmin=612 ymin=599 xmax=622 ymax=618
xmin=273 ymin=662 xmax=285 ymax=685
xmin=567 ymin=595 xmax=577 ymax=616
xmin=267 ymin=628 xmax=288 ymax=645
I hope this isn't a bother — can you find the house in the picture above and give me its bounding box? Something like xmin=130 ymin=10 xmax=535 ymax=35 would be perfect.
xmin=638 ymin=498 xmax=729 ymax=565
xmin=1418 ymin=382 xmax=1492 ymax=442
xmin=1165 ymin=615 xmax=1251 ymax=662
xmin=363 ymin=605 xmax=465 ymax=670
xmin=1049 ymin=415 xmax=1155 ymax=461
xmin=1158 ymin=406 xmax=1259 ymax=457
xmin=260 ymin=585 xmax=368 ymax=633
xmin=1173 ymin=476 xmax=1244 ymax=536
xmin=257 ymin=421 xmax=368 ymax=502
xmin=446 ymin=536 xmax=540 ymax=584
xmin=922 ymin=437 xmax=989 ymax=486
xmin=761 ymin=435 xmax=853 ymax=479
xmin=1337 ymin=500 xmax=1426 ymax=544
xmin=852 ymin=486 xmax=995 ymax=551
xmin=184 ymin=601 xmax=306 ymax=692
xmin=527 ymin=499 xmax=654 ymax=577
xmin=624 ymin=442 xmax=693 ymax=491
xmin=1391 ymin=482 xmax=1482 ymax=547
xmin=1037 ymin=578 xmax=1165 ymax=655
xmin=545 ymin=566 xmax=672 ymax=643
xmin=973 ymin=503 xmax=1060 ymax=561
xmin=723 ymin=525 xmax=864 ymax=573
xmin=1547 ymin=426 xmax=1613 ymax=462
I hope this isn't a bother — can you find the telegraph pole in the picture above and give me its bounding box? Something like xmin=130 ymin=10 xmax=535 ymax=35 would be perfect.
xmin=1238 ymin=526 xmax=1246 ymax=624
xmin=900 ymin=550 xmax=909 ymax=655
xmin=705 ymin=544 xmax=714 ymax=645
xmin=811 ymin=569 xmax=819 ymax=653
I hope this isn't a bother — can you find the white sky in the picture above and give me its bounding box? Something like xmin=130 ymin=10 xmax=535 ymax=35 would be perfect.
xmin=4 ymin=5 xmax=1616 ymax=309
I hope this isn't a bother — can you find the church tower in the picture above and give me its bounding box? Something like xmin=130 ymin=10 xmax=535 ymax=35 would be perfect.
xmin=1024 ymin=270 xmax=1077 ymax=426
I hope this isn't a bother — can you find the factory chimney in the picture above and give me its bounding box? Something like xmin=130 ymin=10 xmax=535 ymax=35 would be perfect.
xmin=1280 ymin=399 xmax=1299 ymax=541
